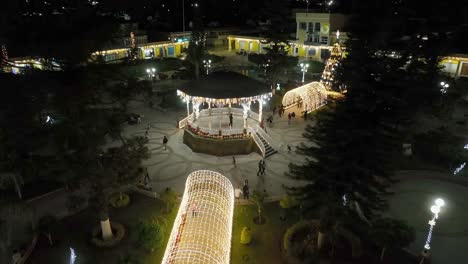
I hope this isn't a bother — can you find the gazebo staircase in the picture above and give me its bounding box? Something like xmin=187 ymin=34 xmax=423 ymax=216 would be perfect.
xmin=256 ymin=132 xmax=277 ymax=158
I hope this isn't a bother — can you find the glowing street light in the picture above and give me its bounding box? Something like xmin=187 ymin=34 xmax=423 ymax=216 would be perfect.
xmin=420 ymin=198 xmax=445 ymax=263
xmin=146 ymin=67 xmax=156 ymax=80
xmin=300 ymin=63 xmax=309 ymax=83
xmin=203 ymin=59 xmax=212 ymax=75
xmin=440 ymin=81 xmax=449 ymax=94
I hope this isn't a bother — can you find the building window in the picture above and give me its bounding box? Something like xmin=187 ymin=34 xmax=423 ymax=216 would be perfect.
xmin=313 ymin=33 xmax=320 ymax=43
xmin=308 ymin=22 xmax=314 ymax=32
xmin=307 ymin=34 xmax=314 ymax=42
xmin=308 ymin=49 xmax=316 ymax=56
xmin=315 ymin=22 xmax=321 ymax=32
xmin=300 ymin=22 xmax=307 ymax=30
xmin=321 ymin=36 xmax=329 ymax=44
xmin=295 ymin=47 xmax=299 ymax=54
xmin=320 ymin=48 xmax=331 ymax=60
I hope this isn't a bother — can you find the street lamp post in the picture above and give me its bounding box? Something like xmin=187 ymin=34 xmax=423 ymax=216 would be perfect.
xmin=146 ymin=68 xmax=156 ymax=80
xmin=203 ymin=60 xmax=211 ymax=75
xmin=300 ymin=63 xmax=309 ymax=83
xmin=440 ymin=81 xmax=449 ymax=94
xmin=182 ymin=0 xmax=185 ymax=32
xmin=420 ymin=198 xmax=445 ymax=264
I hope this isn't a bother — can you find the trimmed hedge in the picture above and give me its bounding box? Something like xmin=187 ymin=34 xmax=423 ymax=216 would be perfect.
xmin=240 ymin=227 xmax=252 ymax=245
xmin=90 ymin=222 xmax=126 ymax=248
xmin=283 ymin=220 xmax=319 ymax=264
xmin=109 ymin=193 xmax=131 ymax=208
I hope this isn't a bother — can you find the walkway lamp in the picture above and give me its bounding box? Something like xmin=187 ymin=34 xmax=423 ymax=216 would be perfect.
xmin=440 ymin=82 xmax=449 ymax=94
xmin=300 ymin=63 xmax=309 ymax=83
xmin=203 ymin=59 xmax=212 ymax=75
xmin=146 ymin=67 xmax=156 ymax=80
xmin=420 ymin=198 xmax=445 ymax=263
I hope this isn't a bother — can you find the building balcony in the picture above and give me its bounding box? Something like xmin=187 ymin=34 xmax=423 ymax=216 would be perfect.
xmin=303 ymin=40 xmax=322 ymax=46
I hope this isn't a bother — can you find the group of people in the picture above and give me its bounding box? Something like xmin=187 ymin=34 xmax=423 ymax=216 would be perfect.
xmin=274 ymin=105 xmax=286 ymax=117
xmin=287 ymin=112 xmax=296 ymax=125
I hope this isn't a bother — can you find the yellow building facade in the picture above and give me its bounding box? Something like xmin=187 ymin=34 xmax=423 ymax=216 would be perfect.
xmin=91 ymin=40 xmax=188 ymax=63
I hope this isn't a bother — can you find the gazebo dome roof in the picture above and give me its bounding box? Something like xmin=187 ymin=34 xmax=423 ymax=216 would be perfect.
xmin=178 ymin=71 xmax=270 ymax=99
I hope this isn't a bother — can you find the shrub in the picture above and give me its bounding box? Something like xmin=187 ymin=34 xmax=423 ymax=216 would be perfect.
xmin=279 ymin=195 xmax=299 ymax=209
xmin=90 ymin=222 xmax=126 ymax=248
xmin=240 ymin=227 xmax=252 ymax=245
xmin=66 ymin=193 xmax=86 ymax=212
xmin=283 ymin=220 xmax=319 ymax=263
xmin=413 ymin=127 xmax=466 ymax=168
xmin=109 ymin=193 xmax=131 ymax=208
xmin=136 ymin=219 xmax=164 ymax=251
xmin=159 ymin=188 xmax=179 ymax=214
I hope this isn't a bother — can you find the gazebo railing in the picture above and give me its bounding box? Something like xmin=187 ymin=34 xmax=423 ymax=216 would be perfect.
xmin=249 ymin=128 xmax=266 ymax=156
xmin=251 ymin=125 xmax=277 ymax=150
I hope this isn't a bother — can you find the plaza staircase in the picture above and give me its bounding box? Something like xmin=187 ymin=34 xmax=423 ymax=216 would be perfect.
xmin=256 ymin=132 xmax=278 ymax=158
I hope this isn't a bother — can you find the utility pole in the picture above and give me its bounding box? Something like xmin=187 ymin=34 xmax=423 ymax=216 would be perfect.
xmin=182 ymin=0 xmax=185 ymax=32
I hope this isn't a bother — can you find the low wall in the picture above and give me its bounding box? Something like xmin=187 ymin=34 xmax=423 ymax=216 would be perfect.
xmin=183 ymin=130 xmax=261 ymax=156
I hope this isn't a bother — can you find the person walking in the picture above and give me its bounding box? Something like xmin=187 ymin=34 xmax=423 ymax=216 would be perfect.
xmin=261 ymin=159 xmax=266 ymax=175
xmin=163 ymin=136 xmax=168 ymax=150
xmin=257 ymin=160 xmax=263 ymax=176
xmin=288 ymin=113 xmax=292 ymax=126
xmin=143 ymin=168 xmax=151 ymax=184
xmin=232 ymin=156 xmax=236 ymax=167
xmin=242 ymin=183 xmax=250 ymax=199
xmin=273 ymin=106 xmax=277 ymax=116
xmin=229 ymin=113 xmax=233 ymax=128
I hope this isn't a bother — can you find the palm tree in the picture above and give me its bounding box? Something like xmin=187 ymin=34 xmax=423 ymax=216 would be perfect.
xmin=251 ymin=191 xmax=266 ymax=224
xmin=186 ymin=30 xmax=207 ymax=79
xmin=370 ymin=218 xmax=415 ymax=262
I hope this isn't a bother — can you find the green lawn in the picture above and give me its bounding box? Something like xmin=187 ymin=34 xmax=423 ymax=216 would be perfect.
xmin=231 ymin=202 xmax=299 ymax=264
xmin=27 ymin=193 xmax=177 ymax=264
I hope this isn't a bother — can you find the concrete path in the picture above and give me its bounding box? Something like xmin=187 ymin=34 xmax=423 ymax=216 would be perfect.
xmin=388 ymin=170 xmax=468 ymax=264
xmin=123 ymin=102 xmax=311 ymax=198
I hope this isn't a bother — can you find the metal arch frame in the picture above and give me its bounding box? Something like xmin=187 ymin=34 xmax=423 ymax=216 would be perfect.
xmin=282 ymin=81 xmax=328 ymax=112
xmin=161 ymin=170 xmax=235 ymax=264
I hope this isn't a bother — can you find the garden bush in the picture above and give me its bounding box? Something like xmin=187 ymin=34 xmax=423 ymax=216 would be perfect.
xmin=109 ymin=193 xmax=131 ymax=208
xmin=240 ymin=227 xmax=252 ymax=245
xmin=136 ymin=219 xmax=164 ymax=252
xmin=90 ymin=222 xmax=126 ymax=248
xmin=159 ymin=187 xmax=179 ymax=214
xmin=413 ymin=127 xmax=466 ymax=168
xmin=283 ymin=220 xmax=319 ymax=264
xmin=280 ymin=195 xmax=299 ymax=209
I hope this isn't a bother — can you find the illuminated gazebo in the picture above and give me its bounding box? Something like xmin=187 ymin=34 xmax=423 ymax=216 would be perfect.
xmin=282 ymin=81 xmax=328 ymax=112
xmin=161 ymin=170 xmax=235 ymax=264
xmin=177 ymin=71 xmax=272 ymax=130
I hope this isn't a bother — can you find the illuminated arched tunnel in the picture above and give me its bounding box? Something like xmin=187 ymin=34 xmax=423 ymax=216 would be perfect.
xmin=161 ymin=170 xmax=235 ymax=264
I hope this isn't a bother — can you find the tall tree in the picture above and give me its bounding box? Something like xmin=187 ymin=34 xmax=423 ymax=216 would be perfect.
xmin=186 ymin=31 xmax=207 ymax=79
xmin=287 ymin=0 xmax=443 ymax=251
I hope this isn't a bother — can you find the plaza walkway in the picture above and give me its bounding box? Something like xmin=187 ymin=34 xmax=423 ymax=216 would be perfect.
xmin=122 ymin=101 xmax=313 ymax=198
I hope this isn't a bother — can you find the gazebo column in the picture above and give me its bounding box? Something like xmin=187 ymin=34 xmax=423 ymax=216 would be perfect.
xmin=208 ymin=100 xmax=211 ymax=116
xmin=186 ymin=97 xmax=190 ymax=118
xmin=241 ymin=102 xmax=251 ymax=130
xmin=259 ymin=99 xmax=263 ymax=122
xmin=192 ymin=100 xmax=200 ymax=121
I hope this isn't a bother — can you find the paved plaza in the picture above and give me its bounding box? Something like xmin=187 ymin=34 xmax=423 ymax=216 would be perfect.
xmin=120 ymin=101 xmax=468 ymax=263
xmin=388 ymin=171 xmax=468 ymax=264
xmin=124 ymin=101 xmax=310 ymax=198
